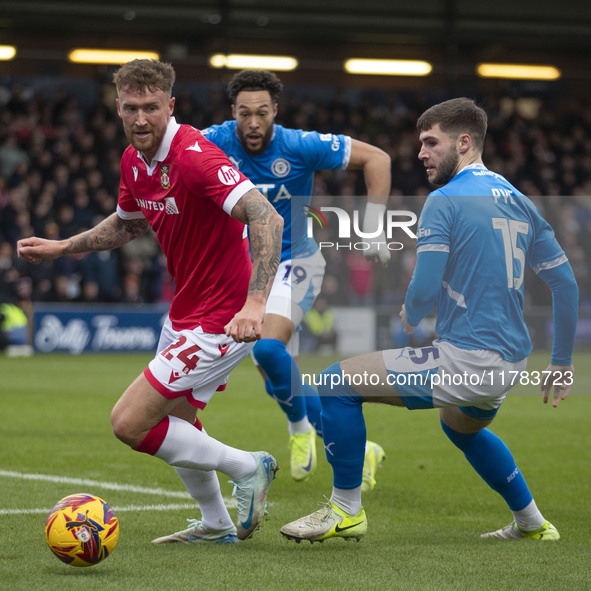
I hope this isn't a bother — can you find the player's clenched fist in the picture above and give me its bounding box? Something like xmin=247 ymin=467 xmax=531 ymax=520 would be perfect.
xmin=224 ymin=298 xmax=265 ymax=343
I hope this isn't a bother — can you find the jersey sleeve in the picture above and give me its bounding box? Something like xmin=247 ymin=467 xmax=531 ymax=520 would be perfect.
xmin=404 ymin=194 xmax=454 ymax=326
xmin=528 ymin=211 xmax=567 ymax=274
xmin=404 ymin=250 xmax=449 ymax=327
xmin=178 ymin=138 xmax=254 ymax=215
xmin=200 ymin=124 xmax=225 ymax=149
xmin=415 ymin=193 xmax=455 ymax=255
xmin=200 ymin=122 xmax=237 ymax=159
xmin=298 ymin=131 xmax=352 ymax=171
xmin=537 ymin=262 xmax=579 ymax=365
xmin=117 ymin=150 xmax=145 ymax=219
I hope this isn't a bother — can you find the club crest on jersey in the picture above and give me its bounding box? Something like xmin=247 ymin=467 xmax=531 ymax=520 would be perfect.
xmin=271 ymin=158 xmax=291 ymax=178
xmin=160 ymin=164 xmax=171 ymax=189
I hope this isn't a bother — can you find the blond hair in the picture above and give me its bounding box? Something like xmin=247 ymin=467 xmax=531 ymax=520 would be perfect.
xmin=113 ymin=59 xmax=176 ymax=96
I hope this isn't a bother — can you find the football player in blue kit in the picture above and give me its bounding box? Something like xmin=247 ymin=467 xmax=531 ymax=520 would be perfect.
xmin=280 ymin=97 xmax=578 ymax=543
xmin=202 ymin=70 xmax=391 ymax=485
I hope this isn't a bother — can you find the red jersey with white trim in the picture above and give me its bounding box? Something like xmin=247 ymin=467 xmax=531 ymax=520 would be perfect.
xmin=117 ymin=119 xmax=255 ymax=333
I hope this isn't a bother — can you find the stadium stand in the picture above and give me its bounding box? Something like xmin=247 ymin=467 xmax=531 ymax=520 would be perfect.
xmin=1 ymin=80 xmax=590 ymax=319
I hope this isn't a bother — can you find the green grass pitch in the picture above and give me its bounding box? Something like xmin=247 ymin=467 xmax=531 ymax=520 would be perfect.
xmin=1 ymin=351 xmax=590 ymax=591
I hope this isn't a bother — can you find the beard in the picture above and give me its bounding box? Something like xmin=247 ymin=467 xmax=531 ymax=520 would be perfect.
xmin=125 ymin=124 xmax=165 ymax=159
xmin=431 ymin=148 xmax=460 ymax=187
xmin=236 ymin=125 xmax=273 ymax=156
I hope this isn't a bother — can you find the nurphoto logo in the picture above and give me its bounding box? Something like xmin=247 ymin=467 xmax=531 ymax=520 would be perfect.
xmin=306 ymin=205 xmax=418 ymax=252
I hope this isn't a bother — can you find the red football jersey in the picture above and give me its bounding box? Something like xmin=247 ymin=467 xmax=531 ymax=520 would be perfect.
xmin=117 ymin=118 xmax=255 ymax=333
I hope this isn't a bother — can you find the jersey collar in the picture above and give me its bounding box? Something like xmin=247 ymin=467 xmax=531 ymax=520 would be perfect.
xmin=137 ymin=116 xmax=180 ymax=169
xmin=458 ymin=163 xmax=487 ymax=174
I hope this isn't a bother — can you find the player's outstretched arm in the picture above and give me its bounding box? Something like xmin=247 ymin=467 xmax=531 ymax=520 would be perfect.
xmin=541 ymin=364 xmax=574 ymax=407
xmin=17 ymin=213 xmax=149 ymax=264
xmin=536 ymin=262 xmax=578 ymax=407
xmin=225 ymin=188 xmax=283 ymax=342
xmin=347 ymin=139 xmax=391 ymax=205
xmin=348 ymin=139 xmax=392 ymax=264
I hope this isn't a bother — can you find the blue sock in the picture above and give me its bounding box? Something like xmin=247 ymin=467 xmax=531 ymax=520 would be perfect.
xmin=301 ymin=383 xmax=322 ymax=436
xmin=253 ymin=338 xmax=306 ymax=423
xmin=440 ymin=419 xmax=533 ymax=511
xmin=318 ymin=363 xmax=366 ymax=489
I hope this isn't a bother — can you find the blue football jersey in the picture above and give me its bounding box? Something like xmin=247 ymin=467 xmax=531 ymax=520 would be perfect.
xmin=416 ymin=164 xmax=567 ymax=361
xmin=202 ymin=121 xmax=351 ymax=260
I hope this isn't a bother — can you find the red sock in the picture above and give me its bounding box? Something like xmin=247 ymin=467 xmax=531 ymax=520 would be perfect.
xmin=133 ymin=416 xmax=170 ymax=455
xmin=133 ymin=415 xmax=203 ymax=455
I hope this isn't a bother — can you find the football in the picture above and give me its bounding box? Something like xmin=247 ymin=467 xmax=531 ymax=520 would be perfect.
xmin=45 ymin=493 xmax=119 ymax=567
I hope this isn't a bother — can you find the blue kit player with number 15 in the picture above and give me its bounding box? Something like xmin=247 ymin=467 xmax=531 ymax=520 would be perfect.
xmin=203 ymin=70 xmax=391 ymax=485
xmin=280 ymin=97 xmax=578 ymax=543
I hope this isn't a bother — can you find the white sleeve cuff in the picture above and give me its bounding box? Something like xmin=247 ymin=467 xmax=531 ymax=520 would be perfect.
xmin=222 ymin=180 xmax=256 ymax=215
xmin=117 ymin=205 xmax=145 ymax=219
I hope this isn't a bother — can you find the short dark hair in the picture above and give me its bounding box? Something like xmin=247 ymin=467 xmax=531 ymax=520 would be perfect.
xmin=227 ymin=70 xmax=283 ymax=104
xmin=417 ymin=97 xmax=488 ymax=152
xmin=113 ymin=59 xmax=176 ymax=96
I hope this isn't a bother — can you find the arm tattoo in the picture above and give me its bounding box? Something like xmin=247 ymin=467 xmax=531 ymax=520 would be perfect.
xmin=63 ymin=213 xmax=149 ymax=255
xmin=233 ymin=189 xmax=283 ymax=298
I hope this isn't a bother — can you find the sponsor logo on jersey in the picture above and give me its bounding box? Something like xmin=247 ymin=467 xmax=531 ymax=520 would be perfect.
xmin=271 ymin=158 xmax=291 ymax=178
xmin=160 ymin=164 xmax=171 ymax=189
xmin=218 ymin=165 xmax=240 ymax=186
xmin=132 ymin=166 xmax=139 ymax=181
xmin=318 ymin=132 xmax=341 ymax=151
xmin=229 ymin=156 xmax=242 ymax=169
xmin=133 ymin=196 xmax=180 ymax=214
xmin=319 ymin=132 xmax=341 ymax=151
xmin=164 ymin=197 xmax=180 ymax=214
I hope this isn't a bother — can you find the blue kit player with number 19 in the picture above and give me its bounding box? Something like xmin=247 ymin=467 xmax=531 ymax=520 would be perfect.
xmin=281 ymin=97 xmax=578 ymax=543
xmin=202 ymin=70 xmax=391 ymax=485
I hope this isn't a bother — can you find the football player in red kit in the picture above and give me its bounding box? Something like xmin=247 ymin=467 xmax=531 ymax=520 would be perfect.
xmin=18 ymin=59 xmax=283 ymax=544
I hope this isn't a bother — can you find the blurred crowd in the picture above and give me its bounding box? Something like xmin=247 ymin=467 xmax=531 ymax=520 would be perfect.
xmin=1 ymin=78 xmax=590 ymax=342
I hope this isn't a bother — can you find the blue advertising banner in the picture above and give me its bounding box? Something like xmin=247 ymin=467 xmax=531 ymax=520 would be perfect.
xmin=33 ymin=304 xmax=169 ymax=354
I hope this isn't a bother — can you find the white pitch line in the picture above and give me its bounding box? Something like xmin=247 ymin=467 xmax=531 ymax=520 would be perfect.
xmin=0 ymin=503 xmax=201 ymax=516
xmin=0 ymin=469 xmax=190 ymax=498
xmin=0 ymin=470 xmax=237 ymax=511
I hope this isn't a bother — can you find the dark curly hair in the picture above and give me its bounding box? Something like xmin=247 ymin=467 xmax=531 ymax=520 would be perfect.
xmin=227 ymin=70 xmax=283 ymax=104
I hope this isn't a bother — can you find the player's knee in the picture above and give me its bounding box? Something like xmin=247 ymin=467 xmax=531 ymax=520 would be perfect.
xmin=317 ymin=362 xmax=363 ymax=401
xmin=440 ymin=406 xmax=492 ymax=435
xmin=110 ymin=407 xmax=140 ymax=447
xmin=440 ymin=417 xmax=476 ymax=449
xmin=317 ymin=363 xmax=339 ymax=397
xmin=252 ymin=338 xmax=287 ymax=368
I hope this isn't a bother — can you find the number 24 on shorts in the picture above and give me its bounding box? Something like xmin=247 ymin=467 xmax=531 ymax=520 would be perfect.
xmin=160 ymin=335 xmax=201 ymax=374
